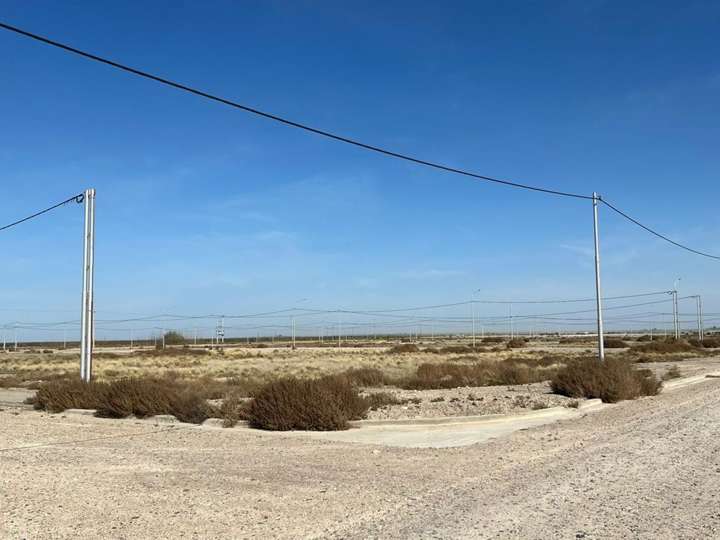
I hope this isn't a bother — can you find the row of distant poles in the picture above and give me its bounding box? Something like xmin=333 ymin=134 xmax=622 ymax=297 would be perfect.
xmin=72 ymin=188 xmax=702 ymax=381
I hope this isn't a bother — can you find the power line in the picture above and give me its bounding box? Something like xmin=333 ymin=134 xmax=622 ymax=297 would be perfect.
xmin=601 ymin=198 xmax=720 ymax=260
xmin=0 ymin=193 xmax=84 ymax=233
xmin=0 ymin=21 xmax=591 ymax=201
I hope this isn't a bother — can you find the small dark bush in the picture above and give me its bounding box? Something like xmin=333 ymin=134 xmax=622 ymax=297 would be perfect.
xmin=94 ymin=378 xmax=214 ymax=423
xmin=398 ymin=360 xmax=553 ymax=390
xmin=438 ymin=345 xmax=474 ymax=354
xmin=662 ymin=365 xmax=682 ymax=380
xmin=506 ymin=338 xmax=527 ymax=349
xmin=246 ymin=375 xmax=369 ymax=431
xmin=603 ymin=338 xmax=628 ymax=349
xmin=481 ymin=337 xmax=504 ymax=344
xmin=550 ymin=357 xmax=661 ymax=403
xmin=33 ymin=377 xmax=217 ymax=424
xmin=688 ymin=337 xmax=720 ymax=349
xmin=388 ymin=343 xmax=420 ymax=354
xmin=33 ymin=379 xmax=106 ymax=412
xmin=218 ymin=391 xmax=250 ymax=427
xmin=342 ymin=367 xmax=388 ymax=387
xmin=636 ymin=335 xmax=653 ymax=342
xmin=632 ymin=339 xmax=698 ymax=354
xmin=163 ymin=331 xmax=186 ymax=345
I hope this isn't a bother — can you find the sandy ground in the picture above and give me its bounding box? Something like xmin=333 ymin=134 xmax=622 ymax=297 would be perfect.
xmin=2 ymin=374 xmax=720 ymax=539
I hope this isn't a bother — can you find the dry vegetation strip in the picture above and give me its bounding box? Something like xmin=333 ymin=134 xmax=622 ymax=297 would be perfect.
xmin=20 ymin=336 xmax=713 ymax=431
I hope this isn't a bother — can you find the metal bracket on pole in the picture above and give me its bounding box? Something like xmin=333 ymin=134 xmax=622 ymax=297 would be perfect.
xmin=80 ymin=188 xmax=96 ymax=382
xmin=592 ymin=192 xmax=605 ymax=361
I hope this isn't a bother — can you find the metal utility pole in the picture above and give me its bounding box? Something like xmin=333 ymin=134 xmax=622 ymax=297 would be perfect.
xmin=671 ymin=278 xmax=681 ymax=340
xmin=592 ymin=192 xmax=605 ymax=361
xmin=471 ymin=289 xmax=480 ymax=348
xmin=291 ymin=316 xmax=296 ymax=349
xmin=699 ymin=295 xmax=704 ymax=341
xmin=691 ymin=295 xmax=704 ymax=341
xmin=162 ymin=328 xmax=166 ymax=349
xmin=79 ymin=188 xmax=96 ymax=382
xmin=509 ymin=303 xmax=514 ymax=340
xmin=337 ymin=315 xmax=342 ymax=349
xmin=130 ymin=329 xmax=134 ymax=352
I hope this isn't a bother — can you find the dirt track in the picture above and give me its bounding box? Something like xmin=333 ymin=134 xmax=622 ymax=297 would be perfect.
xmin=2 ymin=377 xmax=720 ymax=539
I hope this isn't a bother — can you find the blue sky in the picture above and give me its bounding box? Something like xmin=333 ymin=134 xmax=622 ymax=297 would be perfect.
xmin=1 ymin=1 xmax=719 ymax=339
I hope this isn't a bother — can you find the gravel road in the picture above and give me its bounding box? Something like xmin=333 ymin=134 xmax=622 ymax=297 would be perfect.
xmin=2 ymin=376 xmax=719 ymax=539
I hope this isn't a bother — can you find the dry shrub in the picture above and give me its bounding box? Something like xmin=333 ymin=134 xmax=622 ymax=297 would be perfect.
xmin=438 ymin=345 xmax=474 ymax=354
xmin=246 ymin=375 xmax=369 ymax=431
xmin=398 ymin=360 xmax=552 ymax=390
xmin=636 ymin=335 xmax=653 ymax=342
xmin=95 ymin=378 xmax=213 ymax=423
xmin=342 ymin=367 xmax=388 ymax=387
xmin=388 ymin=343 xmax=420 ymax=354
xmin=94 ymin=352 xmax=121 ymax=360
xmin=137 ymin=347 xmax=210 ymax=358
xmin=506 ymin=338 xmax=527 ymax=349
xmin=559 ymin=337 xmax=594 ymax=344
xmin=0 ymin=375 xmax=24 ymax=388
xmin=550 ymin=357 xmax=661 ymax=403
xmin=632 ymin=339 xmax=698 ymax=354
xmin=481 ymin=337 xmax=504 ymax=344
xmin=33 ymin=379 xmax=106 ymax=412
xmin=218 ymin=391 xmax=250 ymax=427
xmin=604 ymin=338 xmax=628 ymax=349
xmin=33 ymin=377 xmax=216 ymax=424
xmin=688 ymin=337 xmax=720 ymax=349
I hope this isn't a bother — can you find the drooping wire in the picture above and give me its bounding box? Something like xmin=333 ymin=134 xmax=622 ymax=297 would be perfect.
xmin=0 ymin=21 xmax=591 ymax=201
xmin=0 ymin=193 xmax=84 ymax=233
xmin=601 ymin=198 xmax=720 ymax=261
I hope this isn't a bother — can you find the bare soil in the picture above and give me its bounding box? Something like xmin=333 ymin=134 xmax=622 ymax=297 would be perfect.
xmin=2 ymin=369 xmax=720 ymax=538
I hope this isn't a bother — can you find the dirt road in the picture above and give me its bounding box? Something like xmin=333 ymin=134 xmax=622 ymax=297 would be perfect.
xmin=2 ymin=377 xmax=719 ymax=539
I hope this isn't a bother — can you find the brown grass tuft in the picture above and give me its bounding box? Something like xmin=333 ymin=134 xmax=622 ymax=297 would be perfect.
xmin=603 ymin=338 xmax=628 ymax=349
xmin=342 ymin=367 xmax=388 ymax=387
xmin=388 ymin=343 xmax=420 ymax=354
xmin=550 ymin=357 xmax=661 ymax=403
xmin=506 ymin=338 xmax=527 ymax=349
xmin=246 ymin=375 xmax=369 ymax=431
xmin=631 ymin=339 xmax=698 ymax=354
xmin=397 ymin=360 xmax=553 ymax=390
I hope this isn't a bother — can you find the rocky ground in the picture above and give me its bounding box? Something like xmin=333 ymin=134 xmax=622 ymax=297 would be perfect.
xmin=364 ymin=381 xmax=578 ymax=420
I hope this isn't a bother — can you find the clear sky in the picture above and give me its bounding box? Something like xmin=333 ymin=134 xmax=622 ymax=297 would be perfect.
xmin=1 ymin=1 xmax=719 ymax=339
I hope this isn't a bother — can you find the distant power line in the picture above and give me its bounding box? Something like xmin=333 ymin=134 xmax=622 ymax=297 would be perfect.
xmin=0 ymin=21 xmax=718 ymax=260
